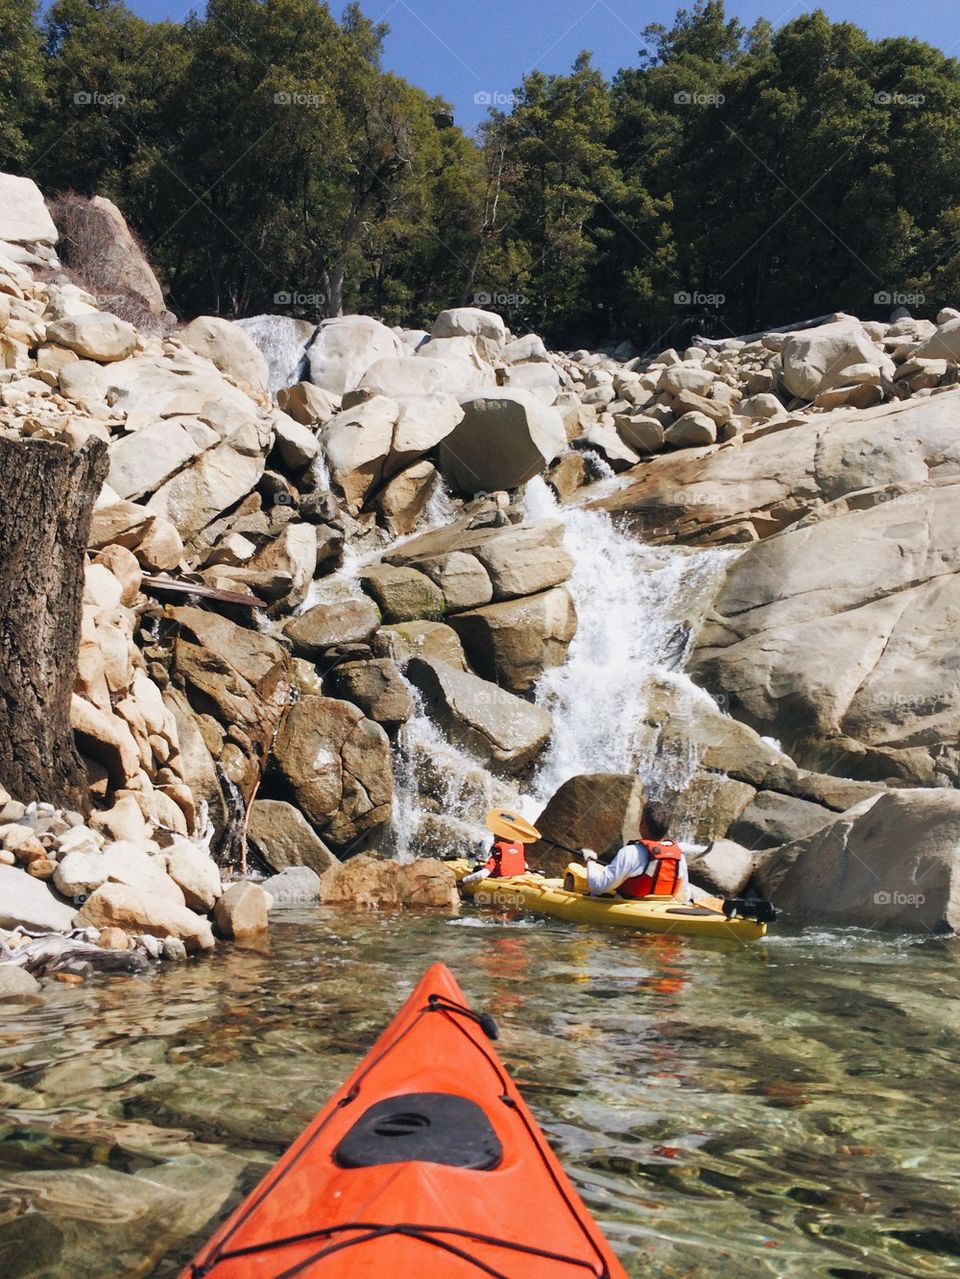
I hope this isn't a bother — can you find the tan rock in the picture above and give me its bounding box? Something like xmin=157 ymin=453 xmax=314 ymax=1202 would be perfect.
xmin=180 ymin=316 xmax=269 ymax=398
xmin=214 ymin=880 xmax=269 ymax=939
xmin=320 ymin=854 xmax=459 ymax=910
xmin=71 ymin=695 xmax=140 ymax=787
xmin=93 ymin=544 xmax=142 ymax=606
xmin=46 ymin=313 xmax=137 ymax=362
xmin=449 ymin=587 xmax=578 ymax=693
xmin=272 ymin=697 xmax=393 ymax=851
xmin=375 ymin=460 xmax=437 ymax=536
xmin=76 ymin=883 xmax=215 ymax=951
xmin=528 ymin=773 xmax=645 ymax=876
xmin=165 ymin=841 xmax=222 ymax=911
xmin=247 ymin=800 xmax=340 ymax=876
xmin=327 ymin=658 xmax=415 ymax=728
xmin=97 ymin=926 xmax=132 ymax=950
xmin=360 ymin=563 xmax=445 ymax=623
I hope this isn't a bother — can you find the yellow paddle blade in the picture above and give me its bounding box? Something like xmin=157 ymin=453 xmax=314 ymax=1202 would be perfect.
xmin=485 ymin=808 xmax=541 ymax=844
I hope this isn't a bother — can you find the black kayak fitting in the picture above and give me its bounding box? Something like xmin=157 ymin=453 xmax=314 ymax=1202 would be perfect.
xmin=334 ymin=1092 xmax=504 ymax=1171
xmin=723 ymin=897 xmax=778 ymax=924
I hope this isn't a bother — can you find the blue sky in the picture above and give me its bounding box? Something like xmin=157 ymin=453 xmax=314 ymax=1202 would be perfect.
xmin=126 ymin=0 xmax=960 ymax=131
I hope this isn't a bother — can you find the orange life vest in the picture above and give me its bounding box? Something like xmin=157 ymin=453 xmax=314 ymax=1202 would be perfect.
xmin=487 ymin=839 xmax=527 ymax=879
xmin=620 ymin=839 xmax=683 ymax=899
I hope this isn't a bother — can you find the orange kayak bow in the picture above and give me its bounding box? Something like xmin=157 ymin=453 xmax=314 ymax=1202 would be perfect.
xmin=184 ymin=962 xmax=627 ymax=1278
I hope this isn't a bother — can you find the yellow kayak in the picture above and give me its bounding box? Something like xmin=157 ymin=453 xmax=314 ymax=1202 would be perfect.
xmin=450 ymin=860 xmax=770 ymax=941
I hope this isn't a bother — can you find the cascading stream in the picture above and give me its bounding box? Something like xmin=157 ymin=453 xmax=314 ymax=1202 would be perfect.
xmin=524 ymin=478 xmax=738 ymax=822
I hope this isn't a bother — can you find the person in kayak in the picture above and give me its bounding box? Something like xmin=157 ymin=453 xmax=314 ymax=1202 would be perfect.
xmin=462 ymin=831 xmax=528 ymax=884
xmin=582 ymin=802 xmax=691 ymax=901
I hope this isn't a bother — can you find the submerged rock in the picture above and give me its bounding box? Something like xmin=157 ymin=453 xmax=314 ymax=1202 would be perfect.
xmin=320 ymin=854 xmax=459 ymax=910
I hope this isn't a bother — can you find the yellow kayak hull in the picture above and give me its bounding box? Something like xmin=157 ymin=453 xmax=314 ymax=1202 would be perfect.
xmin=450 ymin=860 xmax=767 ymax=941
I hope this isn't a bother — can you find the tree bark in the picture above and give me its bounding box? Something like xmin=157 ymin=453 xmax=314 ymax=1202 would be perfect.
xmin=0 ymin=435 xmax=109 ymax=809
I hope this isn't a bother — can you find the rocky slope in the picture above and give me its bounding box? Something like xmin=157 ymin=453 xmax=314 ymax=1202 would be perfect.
xmin=2 ymin=164 xmax=960 ymax=964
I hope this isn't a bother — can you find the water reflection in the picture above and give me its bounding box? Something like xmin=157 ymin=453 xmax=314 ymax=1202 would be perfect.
xmin=0 ymin=910 xmax=958 ymax=1277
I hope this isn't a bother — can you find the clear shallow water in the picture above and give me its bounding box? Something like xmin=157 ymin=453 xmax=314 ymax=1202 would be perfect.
xmin=1 ymin=910 xmax=959 ymax=1279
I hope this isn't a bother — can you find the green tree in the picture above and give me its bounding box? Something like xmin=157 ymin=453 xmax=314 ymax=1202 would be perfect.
xmin=0 ymin=0 xmax=47 ymax=169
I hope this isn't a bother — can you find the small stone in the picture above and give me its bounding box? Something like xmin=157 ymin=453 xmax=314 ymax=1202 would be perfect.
xmin=0 ymin=851 xmax=14 ymax=866
xmin=97 ymin=927 xmax=131 ymax=950
xmin=26 ymin=858 xmax=56 ymax=880
xmin=162 ymin=936 xmax=188 ymax=962
xmin=0 ymin=966 xmax=41 ymax=1000
xmin=53 ymin=972 xmax=85 ymax=986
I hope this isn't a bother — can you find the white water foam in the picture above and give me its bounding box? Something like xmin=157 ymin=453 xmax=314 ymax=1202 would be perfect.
xmin=524 ymin=477 xmax=737 ymax=809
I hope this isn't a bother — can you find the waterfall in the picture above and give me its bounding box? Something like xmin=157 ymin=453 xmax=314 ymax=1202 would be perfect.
xmin=524 ymin=478 xmax=738 ymax=811
xmin=234 ymin=315 xmax=317 ymax=395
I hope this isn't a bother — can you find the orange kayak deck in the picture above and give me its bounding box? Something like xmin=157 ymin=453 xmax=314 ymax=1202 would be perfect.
xmin=183 ymin=962 xmax=627 ymax=1278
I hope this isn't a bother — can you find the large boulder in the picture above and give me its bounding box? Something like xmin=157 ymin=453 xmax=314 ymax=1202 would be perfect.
xmin=327 ymin=658 xmax=415 ymax=729
xmin=754 ymin=790 xmax=960 ymax=933
xmin=415 ymin=551 xmax=492 ymax=612
xmin=46 ymin=313 xmax=137 ymax=363
xmin=528 ymin=774 xmax=644 ymax=877
xmin=164 ymin=841 xmax=223 ymax=912
xmin=599 ymin=393 xmax=960 ymax=546
xmin=439 ymin=390 xmax=566 ymax=494
xmin=320 ymin=395 xmax=398 ymax=512
xmin=107 ymin=418 xmax=217 ymax=500
xmin=147 ymin=438 xmax=266 ymax=538
xmin=686 ymin=839 xmax=757 ymax=897
xmin=180 ymin=316 xmax=270 ymax=398
xmin=271 ymin=697 xmax=393 ymax=852
xmin=693 ymin=479 xmax=960 ymax=784
xmin=781 ymin=319 xmax=893 ymax=400
xmin=431 ymin=307 xmax=507 ymax=361
xmin=320 ymin=854 xmax=459 ymax=910
xmin=374 ymin=621 xmax=468 ymax=670
xmin=727 ymin=791 xmax=837 ymax=850
xmin=262 ymin=865 xmax=323 ymax=906
xmin=389 ymin=518 xmax=573 ymax=601
xmin=406 ymin=657 xmax=552 ymax=774
xmin=359 ymin=563 xmax=445 ymax=624
xmin=320 ymin=394 xmax=461 ymax=513
xmin=49 ymin=194 xmax=165 ymax=316
xmin=308 ymin=316 xmax=404 ymax=394
xmin=247 ymin=799 xmax=339 ymax=876
xmin=0 ymin=173 xmax=58 ymax=247
xmin=0 ymin=865 xmax=75 ymax=931
xmin=75 ymin=882 xmax=215 ymax=950
xmin=283 ymin=593 xmax=380 ymax=659
xmin=449 ymin=587 xmax=577 ymax=693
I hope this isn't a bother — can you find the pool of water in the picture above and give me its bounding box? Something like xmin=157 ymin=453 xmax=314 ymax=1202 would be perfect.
xmin=1 ymin=907 xmax=959 ymax=1277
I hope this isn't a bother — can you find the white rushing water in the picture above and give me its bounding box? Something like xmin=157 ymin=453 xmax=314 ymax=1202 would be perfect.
xmin=523 ymin=477 xmax=737 ymax=811
xmin=235 ymin=314 xmax=317 ymax=394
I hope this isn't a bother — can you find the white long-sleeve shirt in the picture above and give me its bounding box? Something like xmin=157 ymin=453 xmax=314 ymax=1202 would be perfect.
xmin=586 ymin=841 xmax=690 ymax=901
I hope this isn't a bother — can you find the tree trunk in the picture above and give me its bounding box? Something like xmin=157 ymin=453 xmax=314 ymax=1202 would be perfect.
xmin=0 ymin=435 xmax=109 ymax=809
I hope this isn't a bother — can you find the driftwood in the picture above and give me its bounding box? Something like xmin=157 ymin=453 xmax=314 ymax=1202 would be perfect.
xmin=141 ymin=575 xmax=267 ymax=608
xmin=0 ymin=928 xmax=149 ymax=976
xmin=0 ymin=435 xmax=109 ymax=808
